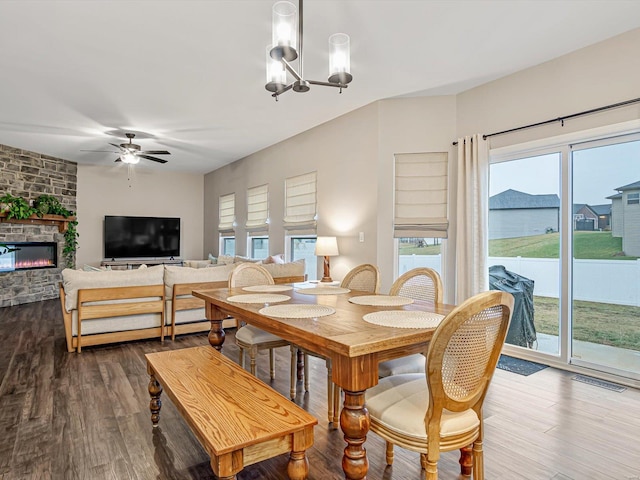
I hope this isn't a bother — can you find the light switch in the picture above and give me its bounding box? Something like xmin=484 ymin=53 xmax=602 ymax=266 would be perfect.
xmin=359 ymin=232 xmax=365 ymax=242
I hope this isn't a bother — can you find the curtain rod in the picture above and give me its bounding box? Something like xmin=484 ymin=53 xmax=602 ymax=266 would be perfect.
xmin=452 ymin=96 xmax=640 ymax=146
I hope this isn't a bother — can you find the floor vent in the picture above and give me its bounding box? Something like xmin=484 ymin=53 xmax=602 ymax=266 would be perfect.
xmin=571 ymin=374 xmax=626 ymax=392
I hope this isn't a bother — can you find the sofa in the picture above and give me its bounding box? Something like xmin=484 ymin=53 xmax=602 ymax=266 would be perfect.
xmin=59 ymin=258 xmax=306 ymax=352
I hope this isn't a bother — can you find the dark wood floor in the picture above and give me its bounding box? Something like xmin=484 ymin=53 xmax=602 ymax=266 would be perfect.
xmin=1 ymin=299 xmax=639 ymax=480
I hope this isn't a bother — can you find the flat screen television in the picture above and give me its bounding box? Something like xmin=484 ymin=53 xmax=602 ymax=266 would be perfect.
xmin=104 ymin=216 xmax=180 ymax=259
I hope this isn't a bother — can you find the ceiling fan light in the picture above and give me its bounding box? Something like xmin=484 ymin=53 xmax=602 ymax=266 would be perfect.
xmin=271 ymin=1 xmax=298 ymax=61
xmin=121 ymin=152 xmax=139 ymax=164
xmin=328 ymin=33 xmax=352 ymax=84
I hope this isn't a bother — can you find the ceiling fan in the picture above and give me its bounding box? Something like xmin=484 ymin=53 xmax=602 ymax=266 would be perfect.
xmin=83 ymin=133 xmax=171 ymax=164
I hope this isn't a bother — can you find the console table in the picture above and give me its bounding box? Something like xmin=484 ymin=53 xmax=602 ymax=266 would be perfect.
xmin=100 ymin=259 xmax=183 ymax=270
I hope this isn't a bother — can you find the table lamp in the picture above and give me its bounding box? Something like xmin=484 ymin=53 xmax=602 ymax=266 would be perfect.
xmin=315 ymin=236 xmax=339 ymax=282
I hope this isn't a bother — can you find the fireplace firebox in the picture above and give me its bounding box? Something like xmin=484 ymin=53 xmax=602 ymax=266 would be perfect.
xmin=0 ymin=242 xmax=57 ymax=271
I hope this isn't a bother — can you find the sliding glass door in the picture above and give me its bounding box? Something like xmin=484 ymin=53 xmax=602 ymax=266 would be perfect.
xmin=571 ymin=138 xmax=640 ymax=377
xmin=489 ymin=153 xmax=561 ymax=354
xmin=489 ymin=132 xmax=640 ymax=381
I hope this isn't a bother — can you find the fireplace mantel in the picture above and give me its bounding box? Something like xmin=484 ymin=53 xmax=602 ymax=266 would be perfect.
xmin=0 ymin=213 xmax=76 ymax=233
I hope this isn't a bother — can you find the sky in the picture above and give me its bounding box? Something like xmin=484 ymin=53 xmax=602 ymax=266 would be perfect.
xmin=489 ymin=139 xmax=640 ymax=205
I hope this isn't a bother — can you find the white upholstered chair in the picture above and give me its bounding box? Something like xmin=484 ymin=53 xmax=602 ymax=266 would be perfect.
xmin=378 ymin=267 xmax=444 ymax=378
xmin=232 ymin=263 xmax=291 ymax=379
xmin=365 ymin=290 xmax=514 ymax=479
xmin=295 ymin=264 xmax=381 ymax=425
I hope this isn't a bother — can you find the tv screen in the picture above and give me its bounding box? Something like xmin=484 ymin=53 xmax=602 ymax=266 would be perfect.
xmin=104 ymin=216 xmax=180 ymax=259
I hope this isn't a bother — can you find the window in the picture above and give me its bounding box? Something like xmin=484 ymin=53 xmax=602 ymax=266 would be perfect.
xmin=396 ymin=237 xmax=443 ymax=277
xmin=394 ymin=153 xmax=448 ymax=278
xmin=218 ymin=193 xmax=235 ymax=233
xmin=246 ymin=184 xmax=269 ymax=230
xmin=284 ymin=172 xmax=317 ymax=229
xmin=628 ymin=192 xmax=639 ymax=205
xmin=249 ymin=237 xmax=269 ymax=259
xmin=289 ymin=236 xmax=317 ymax=281
xmin=221 ymin=237 xmax=235 ymax=256
xmin=393 ymin=152 xmax=448 ymax=238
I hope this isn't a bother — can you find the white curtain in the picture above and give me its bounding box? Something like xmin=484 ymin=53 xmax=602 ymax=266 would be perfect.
xmin=455 ymin=134 xmax=489 ymax=302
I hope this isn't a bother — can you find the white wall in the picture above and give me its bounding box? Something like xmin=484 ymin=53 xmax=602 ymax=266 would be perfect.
xmin=77 ymin=164 xmax=204 ymax=266
xmin=204 ymin=103 xmax=380 ymax=282
xmin=457 ymin=28 xmax=640 ymax=147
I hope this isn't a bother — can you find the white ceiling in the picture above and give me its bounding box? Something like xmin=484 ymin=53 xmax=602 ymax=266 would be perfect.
xmin=1 ymin=1 xmax=640 ymax=175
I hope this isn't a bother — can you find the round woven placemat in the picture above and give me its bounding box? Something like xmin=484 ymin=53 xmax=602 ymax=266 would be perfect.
xmin=242 ymin=285 xmax=293 ymax=293
xmin=259 ymin=304 xmax=336 ymax=319
xmin=295 ymin=286 xmax=351 ymax=295
xmin=349 ymin=295 xmax=414 ymax=306
xmin=226 ymin=294 xmax=291 ymax=304
xmin=362 ymin=310 xmax=444 ymax=329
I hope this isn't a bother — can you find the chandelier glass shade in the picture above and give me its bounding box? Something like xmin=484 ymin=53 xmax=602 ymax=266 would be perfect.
xmin=265 ymin=0 xmax=352 ymax=98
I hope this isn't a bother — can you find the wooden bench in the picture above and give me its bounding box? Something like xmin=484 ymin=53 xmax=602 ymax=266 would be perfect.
xmin=145 ymin=346 xmax=317 ymax=480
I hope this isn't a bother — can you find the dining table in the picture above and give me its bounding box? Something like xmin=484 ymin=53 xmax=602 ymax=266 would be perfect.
xmin=192 ymin=283 xmax=463 ymax=480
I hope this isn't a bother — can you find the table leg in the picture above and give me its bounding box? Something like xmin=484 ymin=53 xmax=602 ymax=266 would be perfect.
xmin=208 ymin=318 xmax=225 ymax=351
xmin=148 ymin=372 xmax=163 ymax=427
xmin=340 ymin=390 xmax=369 ymax=480
xmin=460 ymin=445 xmax=473 ymax=475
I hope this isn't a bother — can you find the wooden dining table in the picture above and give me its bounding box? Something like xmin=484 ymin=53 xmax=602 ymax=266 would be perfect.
xmin=192 ymin=284 xmax=460 ymax=480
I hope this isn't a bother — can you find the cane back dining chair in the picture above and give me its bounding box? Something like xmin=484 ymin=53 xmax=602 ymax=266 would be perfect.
xmin=232 ymin=263 xmax=291 ymax=379
xmin=294 ymin=264 xmax=381 ymax=425
xmin=378 ymin=267 xmax=444 ymax=378
xmin=365 ymin=290 xmax=514 ymax=479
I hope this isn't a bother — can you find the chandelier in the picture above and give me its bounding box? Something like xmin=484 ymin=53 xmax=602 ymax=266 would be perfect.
xmin=265 ymin=0 xmax=352 ymax=100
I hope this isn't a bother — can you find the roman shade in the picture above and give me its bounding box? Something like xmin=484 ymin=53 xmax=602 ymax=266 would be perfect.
xmin=246 ymin=184 xmax=269 ymax=233
xmin=394 ymin=152 xmax=448 ymax=238
xmin=284 ymin=171 xmax=317 ymax=230
xmin=218 ymin=193 xmax=235 ymax=234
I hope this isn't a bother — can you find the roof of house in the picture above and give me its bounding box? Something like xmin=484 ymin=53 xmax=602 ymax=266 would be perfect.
xmin=614 ymin=180 xmax=640 ymax=191
xmin=489 ymin=189 xmax=560 ymax=210
xmin=606 ymin=193 xmax=623 ymax=200
xmin=590 ymin=204 xmax=611 ymax=215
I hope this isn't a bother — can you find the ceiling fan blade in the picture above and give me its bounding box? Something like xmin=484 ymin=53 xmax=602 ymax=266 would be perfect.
xmin=108 ymin=142 xmax=123 ymax=149
xmin=114 ymin=157 xmax=122 ymax=163
xmin=139 ymin=150 xmax=171 ymax=155
xmin=81 ymin=149 xmax=119 ymax=153
xmin=138 ymin=154 xmax=168 ymax=164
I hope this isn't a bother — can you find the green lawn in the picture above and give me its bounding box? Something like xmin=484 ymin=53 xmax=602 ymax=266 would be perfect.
xmin=533 ymin=296 xmax=640 ymax=350
xmin=399 ymin=231 xmax=638 ymax=260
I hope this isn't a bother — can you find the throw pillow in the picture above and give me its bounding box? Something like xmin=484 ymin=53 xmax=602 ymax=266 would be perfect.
xmin=218 ymin=254 xmax=235 ymax=265
xmin=208 ymin=253 xmax=218 ymax=264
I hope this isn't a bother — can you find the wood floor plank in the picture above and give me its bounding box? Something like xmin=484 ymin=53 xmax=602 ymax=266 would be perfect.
xmin=1 ymin=298 xmax=639 ymax=480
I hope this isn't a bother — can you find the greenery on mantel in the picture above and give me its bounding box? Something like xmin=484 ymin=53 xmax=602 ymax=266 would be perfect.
xmin=0 ymin=193 xmax=79 ymax=267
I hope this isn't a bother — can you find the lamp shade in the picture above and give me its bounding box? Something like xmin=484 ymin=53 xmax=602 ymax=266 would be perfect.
xmin=315 ymin=236 xmax=339 ymax=256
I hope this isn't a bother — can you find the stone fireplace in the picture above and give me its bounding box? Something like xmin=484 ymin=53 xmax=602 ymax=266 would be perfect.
xmin=0 ymin=144 xmax=77 ymax=307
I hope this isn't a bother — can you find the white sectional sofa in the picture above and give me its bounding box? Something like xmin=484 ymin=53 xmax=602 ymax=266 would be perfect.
xmin=59 ymin=259 xmax=306 ymax=352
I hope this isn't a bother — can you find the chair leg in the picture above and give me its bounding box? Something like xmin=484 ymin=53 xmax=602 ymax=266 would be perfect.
xmin=420 ymin=453 xmax=427 ymax=470
xmin=269 ymin=348 xmax=275 ymax=380
xmin=290 ymin=346 xmax=297 ymax=400
xmin=249 ymin=345 xmax=258 ymax=376
xmin=425 ymin=451 xmax=438 ymax=480
xmin=472 ymin=439 xmax=484 ymax=480
xmin=385 ymin=441 xmax=394 ymax=465
xmin=238 ymin=347 xmax=245 ymax=369
xmin=303 ymin=354 xmax=310 ymax=392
